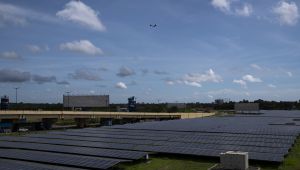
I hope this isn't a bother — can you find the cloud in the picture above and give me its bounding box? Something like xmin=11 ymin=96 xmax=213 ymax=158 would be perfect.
xmin=163 ymin=78 xmax=175 ymax=85
xmin=183 ymin=81 xmax=202 ymax=87
xmin=115 ymin=82 xmax=127 ymax=89
xmin=60 ymin=40 xmax=103 ymax=56
xmin=268 ymin=84 xmax=276 ymax=88
xmin=116 ymin=66 xmax=135 ymax=77
xmin=211 ymin=0 xmax=232 ymax=13
xmin=56 ymin=0 xmax=106 ymax=31
xmin=0 ymin=2 xmax=57 ymax=27
xmin=287 ymin=71 xmax=293 ymax=77
xmin=180 ymin=69 xmax=222 ymax=87
xmin=273 ymin=1 xmax=299 ymax=26
xmin=0 ymin=51 xmax=22 ymax=60
xmin=233 ymin=79 xmax=247 ymax=88
xmin=56 ymin=80 xmax=70 ymax=85
xmin=27 ymin=44 xmax=49 ymax=53
xmin=166 ymin=81 xmax=175 ymax=85
xmin=69 ymin=69 xmax=101 ymax=81
xmin=233 ymin=74 xmax=262 ymax=88
xmin=211 ymin=0 xmax=253 ymax=17
xmin=32 ymin=75 xmax=56 ymax=84
xmin=0 ymin=69 xmax=31 ymax=83
xmin=242 ymin=74 xmax=262 ymax=82
xmin=98 ymin=67 xmax=108 ymax=71
xmin=141 ymin=69 xmax=149 ymax=75
xmin=250 ymin=64 xmax=262 ymax=70
xmin=154 ymin=70 xmax=168 ymax=75
xmin=27 ymin=45 xmax=41 ymax=53
xmin=235 ymin=3 xmax=253 ymax=17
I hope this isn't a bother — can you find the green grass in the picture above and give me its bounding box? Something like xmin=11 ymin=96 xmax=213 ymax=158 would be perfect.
xmin=117 ymin=155 xmax=216 ymax=170
xmin=119 ymin=138 xmax=300 ymax=170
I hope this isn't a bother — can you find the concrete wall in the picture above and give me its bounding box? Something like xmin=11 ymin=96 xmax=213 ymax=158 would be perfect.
xmin=63 ymin=95 xmax=109 ymax=108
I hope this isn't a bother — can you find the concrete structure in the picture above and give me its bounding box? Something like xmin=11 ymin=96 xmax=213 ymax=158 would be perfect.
xmin=0 ymin=110 xmax=214 ymax=131
xmin=63 ymin=95 xmax=109 ymax=109
xmin=220 ymin=151 xmax=249 ymax=170
xmin=234 ymin=103 xmax=259 ymax=113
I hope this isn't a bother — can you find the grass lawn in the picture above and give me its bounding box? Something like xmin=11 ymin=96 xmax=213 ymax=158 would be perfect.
xmin=118 ymin=137 xmax=300 ymax=170
xmin=117 ymin=155 xmax=217 ymax=170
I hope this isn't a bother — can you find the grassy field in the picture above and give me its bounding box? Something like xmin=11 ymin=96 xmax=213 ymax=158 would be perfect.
xmin=119 ymin=137 xmax=300 ymax=170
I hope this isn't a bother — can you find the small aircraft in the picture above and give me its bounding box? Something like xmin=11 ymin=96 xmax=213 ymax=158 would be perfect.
xmin=150 ymin=24 xmax=157 ymax=27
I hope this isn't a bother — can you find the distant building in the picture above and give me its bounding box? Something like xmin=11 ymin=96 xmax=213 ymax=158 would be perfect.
xmin=128 ymin=96 xmax=137 ymax=112
xmin=214 ymin=99 xmax=224 ymax=105
xmin=63 ymin=95 xmax=109 ymax=109
xmin=167 ymin=103 xmax=186 ymax=109
xmin=0 ymin=95 xmax=9 ymax=110
xmin=234 ymin=103 xmax=259 ymax=113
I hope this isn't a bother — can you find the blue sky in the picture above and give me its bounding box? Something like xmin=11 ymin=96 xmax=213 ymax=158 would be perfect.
xmin=0 ymin=0 xmax=300 ymax=103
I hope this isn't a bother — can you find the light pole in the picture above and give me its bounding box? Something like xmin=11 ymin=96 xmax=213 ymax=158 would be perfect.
xmin=15 ymin=87 xmax=19 ymax=108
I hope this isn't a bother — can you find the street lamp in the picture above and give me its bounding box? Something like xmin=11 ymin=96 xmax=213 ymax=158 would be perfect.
xmin=15 ymin=87 xmax=19 ymax=109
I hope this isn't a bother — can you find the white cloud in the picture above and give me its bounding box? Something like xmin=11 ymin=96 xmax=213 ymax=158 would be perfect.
xmin=27 ymin=45 xmax=41 ymax=53
xmin=166 ymin=80 xmax=175 ymax=85
xmin=233 ymin=79 xmax=247 ymax=88
xmin=183 ymin=81 xmax=202 ymax=87
xmin=0 ymin=51 xmax=21 ymax=59
xmin=235 ymin=3 xmax=253 ymax=17
xmin=242 ymin=74 xmax=262 ymax=83
xmin=211 ymin=0 xmax=232 ymax=13
xmin=273 ymin=1 xmax=299 ymax=26
xmin=56 ymin=0 xmax=106 ymax=31
xmin=268 ymin=84 xmax=277 ymax=88
xmin=0 ymin=2 xmax=57 ymax=27
xmin=287 ymin=71 xmax=293 ymax=77
xmin=208 ymin=95 xmax=214 ymax=99
xmin=60 ymin=40 xmax=103 ymax=56
xmin=115 ymin=82 xmax=127 ymax=89
xmin=250 ymin=64 xmax=262 ymax=70
xmin=180 ymin=69 xmax=222 ymax=87
xmin=27 ymin=45 xmax=49 ymax=53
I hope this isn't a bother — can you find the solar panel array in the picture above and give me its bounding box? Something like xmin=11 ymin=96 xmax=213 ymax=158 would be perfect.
xmin=0 ymin=110 xmax=299 ymax=169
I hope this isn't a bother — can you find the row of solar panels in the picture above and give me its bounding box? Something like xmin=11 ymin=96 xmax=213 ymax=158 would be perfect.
xmin=50 ymin=129 xmax=296 ymax=144
xmin=1 ymin=134 xmax=289 ymax=155
xmin=105 ymin=115 xmax=300 ymax=136
xmin=0 ymin=138 xmax=284 ymax=163
xmin=0 ymin=133 xmax=287 ymax=162
xmin=44 ymin=131 xmax=294 ymax=148
xmin=66 ymin=128 xmax=297 ymax=141
xmin=28 ymin=132 xmax=293 ymax=151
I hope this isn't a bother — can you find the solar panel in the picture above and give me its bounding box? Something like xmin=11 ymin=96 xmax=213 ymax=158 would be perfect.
xmin=49 ymin=131 xmax=170 ymax=141
xmin=0 ymin=141 xmax=147 ymax=160
xmin=0 ymin=158 xmax=86 ymax=170
xmin=0 ymin=136 xmax=137 ymax=150
xmin=0 ymin=149 xmax=121 ymax=170
xmin=1 ymin=110 xmax=299 ymax=163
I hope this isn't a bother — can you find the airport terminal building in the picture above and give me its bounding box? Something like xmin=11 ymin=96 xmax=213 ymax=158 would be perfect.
xmin=63 ymin=95 xmax=109 ymax=110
